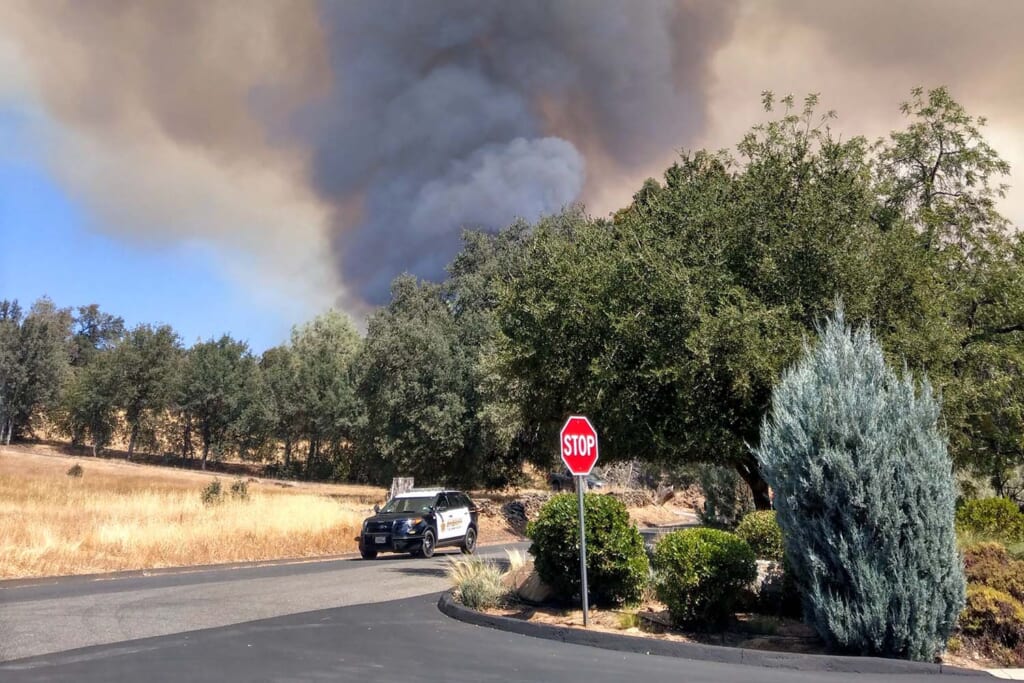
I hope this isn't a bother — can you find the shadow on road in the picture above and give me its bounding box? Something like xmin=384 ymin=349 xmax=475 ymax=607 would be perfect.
xmin=385 ymin=566 xmax=448 ymax=579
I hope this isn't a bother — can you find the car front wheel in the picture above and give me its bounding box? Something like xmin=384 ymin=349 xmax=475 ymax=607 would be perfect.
xmin=417 ymin=529 xmax=436 ymax=558
xmin=460 ymin=527 xmax=477 ymax=555
xmin=360 ymin=548 xmax=377 ymax=560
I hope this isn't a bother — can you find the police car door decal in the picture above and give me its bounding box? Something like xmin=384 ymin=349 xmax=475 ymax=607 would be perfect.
xmin=437 ymin=497 xmax=470 ymax=541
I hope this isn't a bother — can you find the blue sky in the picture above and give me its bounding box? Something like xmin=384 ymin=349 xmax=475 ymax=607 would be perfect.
xmin=0 ymin=111 xmax=295 ymax=354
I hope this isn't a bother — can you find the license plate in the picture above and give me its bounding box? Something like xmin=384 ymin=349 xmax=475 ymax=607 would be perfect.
xmin=375 ymin=536 xmax=387 ymax=544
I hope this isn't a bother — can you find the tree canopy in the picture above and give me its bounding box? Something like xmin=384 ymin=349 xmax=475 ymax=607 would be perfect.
xmin=2 ymin=87 xmax=1020 ymax=499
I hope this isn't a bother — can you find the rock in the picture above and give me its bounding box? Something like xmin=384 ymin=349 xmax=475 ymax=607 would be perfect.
xmin=638 ymin=609 xmax=673 ymax=633
xmin=513 ymin=569 xmax=554 ymax=605
xmin=500 ymin=493 xmax=552 ymax=534
xmin=655 ymin=484 xmax=675 ymax=505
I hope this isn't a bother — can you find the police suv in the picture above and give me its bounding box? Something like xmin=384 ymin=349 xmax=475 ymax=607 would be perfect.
xmin=357 ymin=489 xmax=478 ymax=559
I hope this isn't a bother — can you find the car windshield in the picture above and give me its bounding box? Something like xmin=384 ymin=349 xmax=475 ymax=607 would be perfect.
xmin=380 ymin=496 xmax=435 ymax=514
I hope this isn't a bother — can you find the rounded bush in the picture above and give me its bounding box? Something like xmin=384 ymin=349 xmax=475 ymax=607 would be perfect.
xmin=964 ymin=543 xmax=1024 ymax=604
xmin=957 ymin=498 xmax=1024 ymax=542
xmin=527 ymin=493 xmax=648 ymax=606
xmin=963 ymin=541 xmax=1011 ymax=570
xmin=735 ymin=510 xmax=783 ymax=561
xmin=652 ymin=528 xmax=757 ymax=628
xmin=960 ymin=585 xmax=1024 ymax=647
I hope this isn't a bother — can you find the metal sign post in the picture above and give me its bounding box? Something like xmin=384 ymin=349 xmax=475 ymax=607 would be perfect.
xmin=560 ymin=415 xmax=598 ymax=629
xmin=576 ymin=474 xmax=590 ymax=627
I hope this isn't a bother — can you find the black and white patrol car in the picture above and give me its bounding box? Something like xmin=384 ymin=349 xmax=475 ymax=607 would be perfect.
xmin=357 ymin=489 xmax=478 ymax=559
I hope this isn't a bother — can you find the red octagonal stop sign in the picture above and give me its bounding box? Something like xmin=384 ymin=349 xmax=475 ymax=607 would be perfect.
xmin=560 ymin=415 xmax=599 ymax=476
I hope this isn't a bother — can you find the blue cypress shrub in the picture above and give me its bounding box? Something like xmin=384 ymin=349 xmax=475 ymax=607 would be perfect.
xmin=755 ymin=308 xmax=965 ymax=661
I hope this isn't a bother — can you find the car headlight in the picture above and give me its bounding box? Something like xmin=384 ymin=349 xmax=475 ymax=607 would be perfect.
xmin=396 ymin=517 xmax=423 ymax=533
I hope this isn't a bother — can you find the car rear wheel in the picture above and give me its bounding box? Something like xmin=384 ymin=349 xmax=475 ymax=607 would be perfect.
xmin=360 ymin=548 xmax=377 ymax=560
xmin=460 ymin=527 xmax=477 ymax=554
xmin=417 ymin=529 xmax=436 ymax=558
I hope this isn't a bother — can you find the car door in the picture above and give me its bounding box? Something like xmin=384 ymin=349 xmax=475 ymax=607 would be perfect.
xmin=435 ymin=493 xmax=470 ymax=541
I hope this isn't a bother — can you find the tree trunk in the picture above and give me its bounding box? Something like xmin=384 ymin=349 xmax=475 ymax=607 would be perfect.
xmin=92 ymin=441 xmax=98 ymax=457
xmin=284 ymin=438 xmax=292 ymax=468
xmin=201 ymin=442 xmax=210 ymax=471
xmin=127 ymin=425 xmax=138 ymax=461
xmin=182 ymin=416 xmax=192 ymax=461
xmin=3 ymin=419 xmax=11 ymax=445
xmin=307 ymin=439 xmax=319 ymax=477
xmin=735 ymin=455 xmax=772 ymax=510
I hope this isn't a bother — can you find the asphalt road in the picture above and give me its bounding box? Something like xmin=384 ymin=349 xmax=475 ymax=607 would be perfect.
xmin=0 ymin=546 xmax=987 ymax=682
xmin=0 ymin=544 xmax=522 ymax=662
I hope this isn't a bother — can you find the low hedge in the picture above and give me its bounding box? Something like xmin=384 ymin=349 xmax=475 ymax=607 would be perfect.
xmin=735 ymin=510 xmax=784 ymax=561
xmin=957 ymin=498 xmax=1024 ymax=542
xmin=652 ymin=528 xmax=756 ymax=628
xmin=527 ymin=493 xmax=648 ymax=606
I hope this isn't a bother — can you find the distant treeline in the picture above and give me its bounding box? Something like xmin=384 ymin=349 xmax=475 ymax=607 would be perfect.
xmin=2 ymin=88 xmax=1022 ymax=499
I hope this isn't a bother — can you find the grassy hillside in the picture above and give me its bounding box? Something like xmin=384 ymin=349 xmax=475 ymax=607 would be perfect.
xmin=0 ymin=445 xmax=383 ymax=579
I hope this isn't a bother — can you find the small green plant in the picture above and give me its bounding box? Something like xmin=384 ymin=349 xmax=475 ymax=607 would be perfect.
xmin=528 ymin=493 xmax=648 ymax=606
xmin=201 ymin=479 xmax=224 ymax=506
xmin=447 ymin=556 xmax=507 ymax=610
xmin=617 ymin=611 xmax=640 ymax=629
xmin=229 ymin=478 xmax=250 ymax=501
xmin=652 ymin=527 xmax=757 ymax=628
xmin=735 ymin=510 xmax=784 ymax=561
xmin=66 ymin=464 xmax=84 ymax=478
xmin=957 ymin=498 xmax=1024 ymax=543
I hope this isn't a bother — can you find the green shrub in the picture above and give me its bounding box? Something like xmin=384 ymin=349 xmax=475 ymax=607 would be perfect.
xmin=652 ymin=528 xmax=757 ymax=628
xmin=229 ymin=478 xmax=250 ymax=501
xmin=447 ymin=556 xmax=507 ymax=610
xmin=735 ymin=511 xmax=783 ymax=561
xmin=66 ymin=464 xmax=83 ymax=478
xmin=528 ymin=493 xmax=648 ymax=606
xmin=698 ymin=465 xmax=754 ymax=529
xmin=957 ymin=498 xmax=1024 ymax=543
xmin=756 ymin=310 xmax=965 ymax=661
xmin=201 ymin=479 xmax=224 ymax=506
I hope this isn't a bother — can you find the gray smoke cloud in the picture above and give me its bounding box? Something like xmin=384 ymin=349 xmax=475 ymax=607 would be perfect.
xmin=298 ymin=0 xmax=736 ymax=302
xmin=3 ymin=0 xmax=1022 ymax=316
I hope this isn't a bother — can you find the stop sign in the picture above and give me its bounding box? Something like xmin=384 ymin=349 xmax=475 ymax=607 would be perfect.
xmin=560 ymin=415 xmax=599 ymax=476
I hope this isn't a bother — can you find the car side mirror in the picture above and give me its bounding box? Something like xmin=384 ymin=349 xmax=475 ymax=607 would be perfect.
xmin=373 ymin=504 xmax=380 ymax=514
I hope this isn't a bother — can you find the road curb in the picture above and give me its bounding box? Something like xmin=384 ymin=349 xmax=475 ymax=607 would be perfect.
xmin=438 ymin=593 xmax=986 ymax=676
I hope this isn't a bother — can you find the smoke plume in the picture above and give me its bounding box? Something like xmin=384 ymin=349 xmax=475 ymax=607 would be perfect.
xmin=300 ymin=1 xmax=736 ymax=302
xmin=2 ymin=1 xmax=1022 ymax=314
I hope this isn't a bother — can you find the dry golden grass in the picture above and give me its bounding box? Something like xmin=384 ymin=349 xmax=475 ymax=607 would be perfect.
xmin=0 ymin=446 xmax=387 ymax=579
